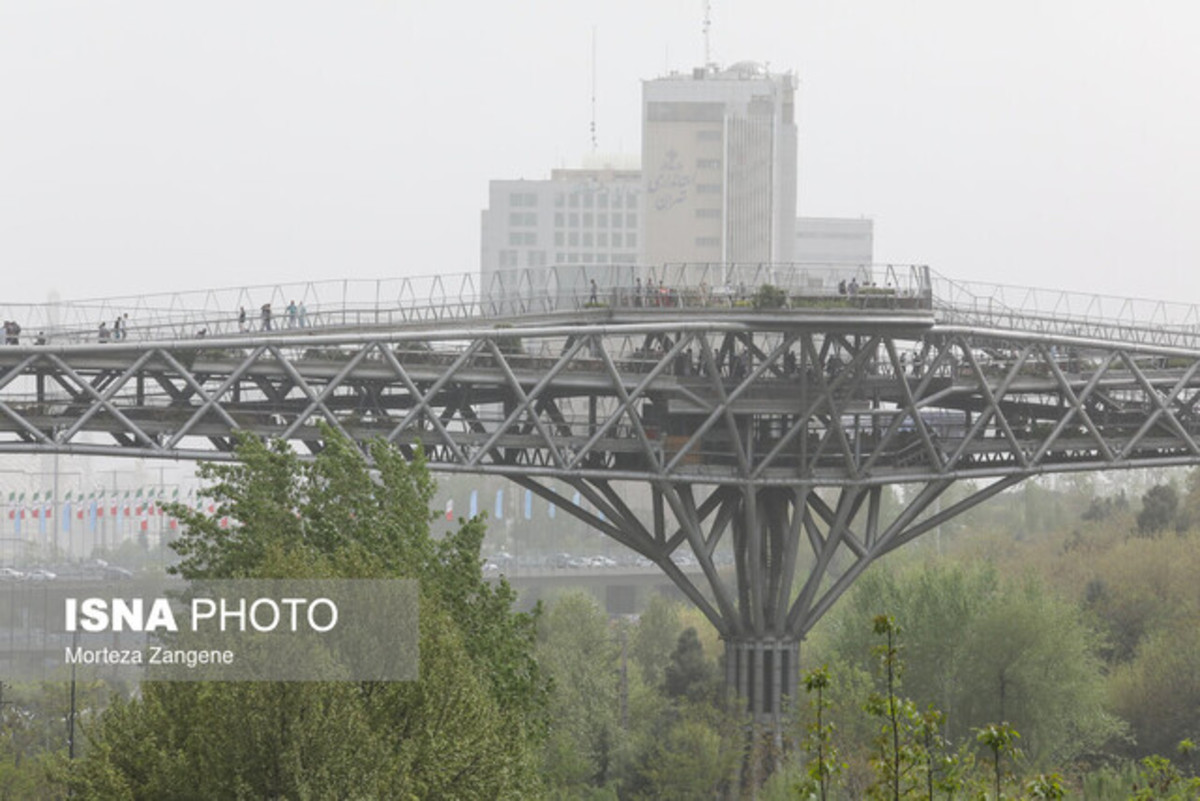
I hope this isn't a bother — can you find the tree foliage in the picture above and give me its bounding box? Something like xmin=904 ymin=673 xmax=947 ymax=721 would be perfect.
xmin=815 ymin=563 xmax=1121 ymax=767
xmin=1136 ymin=483 xmax=1179 ymax=535
xmin=65 ymin=427 xmax=548 ymax=798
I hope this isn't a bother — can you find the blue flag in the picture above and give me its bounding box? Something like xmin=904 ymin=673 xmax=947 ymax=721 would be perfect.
xmin=494 ymin=489 xmax=504 ymax=520
xmin=469 ymin=490 xmax=478 ymax=518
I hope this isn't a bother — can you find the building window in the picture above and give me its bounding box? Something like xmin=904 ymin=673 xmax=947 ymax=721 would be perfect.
xmin=626 ymin=233 xmax=637 ymax=247
xmin=612 ymin=232 xmax=623 ymax=247
xmin=583 ymin=213 xmax=593 ymax=227
xmin=509 ymin=212 xmax=536 ymax=226
xmin=582 ymin=253 xmax=594 ymax=264
xmin=556 ymin=252 xmax=565 ymax=262
xmin=598 ymin=232 xmax=608 ymax=247
xmin=569 ymin=193 xmax=580 ymax=208
xmin=555 ymin=193 xmax=565 ymax=207
xmin=569 ymin=252 xmax=579 ymax=262
xmin=597 ymin=253 xmax=609 ymax=264
xmin=555 ymin=232 xmax=564 ymax=246
xmin=626 ymin=213 xmax=637 ymax=227
xmin=598 ymin=213 xmax=607 ymax=227
xmin=583 ymin=193 xmax=594 ymax=209
xmin=569 ymin=232 xmax=579 ymax=246
xmin=582 ymin=232 xmax=593 ymax=247
xmin=569 ymin=213 xmax=580 ymax=227
xmin=696 ymin=184 xmax=722 ymax=194
xmin=500 ymin=250 xmax=518 ymax=267
xmin=598 ymin=193 xmax=608 ymax=208
xmin=612 ymin=193 xmax=623 ymax=209
xmin=527 ymin=250 xmax=546 ymax=266
xmin=508 ymin=192 xmax=536 ymax=208
xmin=555 ymin=212 xmax=564 ymax=227
xmin=508 ymin=232 xmax=523 ymax=246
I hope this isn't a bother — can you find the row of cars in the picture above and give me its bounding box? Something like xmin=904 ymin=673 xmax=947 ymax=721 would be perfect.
xmin=0 ymin=567 xmax=58 ymax=581
xmin=481 ymin=550 xmax=732 ymax=573
xmin=0 ymin=560 xmax=136 ymax=581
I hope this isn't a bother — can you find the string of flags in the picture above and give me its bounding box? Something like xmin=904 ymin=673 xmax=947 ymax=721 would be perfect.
xmin=0 ymin=485 xmax=598 ymax=539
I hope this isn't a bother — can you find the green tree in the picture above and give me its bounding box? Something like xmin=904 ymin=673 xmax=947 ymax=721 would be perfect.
xmin=65 ymin=428 xmax=548 ymax=798
xmin=974 ymin=723 xmax=1021 ymax=800
xmin=1109 ymin=620 xmax=1200 ymax=762
xmin=1137 ymin=483 xmax=1178 ymax=535
xmin=629 ymin=595 xmax=682 ymax=688
xmin=663 ymin=628 xmax=717 ymax=703
xmin=537 ymin=592 xmax=622 ymax=791
xmin=797 ymin=666 xmax=844 ymax=801
xmin=818 ymin=563 xmax=1120 ymax=767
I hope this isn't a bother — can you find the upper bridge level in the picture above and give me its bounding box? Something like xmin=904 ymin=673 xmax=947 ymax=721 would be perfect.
xmin=5 ymin=263 xmax=1200 ymax=350
xmin=1 ymin=263 xmax=1199 ymax=488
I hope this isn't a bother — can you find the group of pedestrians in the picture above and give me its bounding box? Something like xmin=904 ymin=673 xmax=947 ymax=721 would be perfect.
xmin=241 ymin=300 xmax=308 ymax=333
xmin=97 ymin=313 xmax=130 ymax=342
xmin=631 ymin=278 xmax=679 ymax=307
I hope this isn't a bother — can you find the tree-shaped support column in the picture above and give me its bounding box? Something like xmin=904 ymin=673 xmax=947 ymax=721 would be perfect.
xmin=522 ymin=474 xmax=1026 ymax=732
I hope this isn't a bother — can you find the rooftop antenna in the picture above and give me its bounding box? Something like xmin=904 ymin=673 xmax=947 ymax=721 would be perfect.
xmin=589 ymin=26 xmax=598 ymax=153
xmin=702 ymin=0 xmax=713 ymax=67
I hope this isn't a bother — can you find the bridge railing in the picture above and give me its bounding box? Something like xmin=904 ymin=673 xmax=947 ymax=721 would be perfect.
xmin=930 ymin=273 xmax=1200 ymax=349
xmin=0 ymin=264 xmax=933 ymax=345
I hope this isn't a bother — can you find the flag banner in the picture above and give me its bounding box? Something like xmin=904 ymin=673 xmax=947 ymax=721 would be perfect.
xmin=469 ymin=489 xmax=478 ymax=518
xmin=494 ymin=489 xmax=503 ymax=520
xmin=524 ymin=490 xmax=532 ymax=520
xmin=548 ymin=502 xmax=556 ymax=519
xmin=445 ymin=499 xmax=453 ymax=521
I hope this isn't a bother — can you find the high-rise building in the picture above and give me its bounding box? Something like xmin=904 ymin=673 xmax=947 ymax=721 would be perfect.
xmin=480 ymin=164 xmax=642 ymax=301
xmin=641 ymin=62 xmax=797 ymax=266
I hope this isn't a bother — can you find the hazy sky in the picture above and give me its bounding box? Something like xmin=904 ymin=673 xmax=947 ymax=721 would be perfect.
xmin=2 ymin=1 xmax=1198 ymax=305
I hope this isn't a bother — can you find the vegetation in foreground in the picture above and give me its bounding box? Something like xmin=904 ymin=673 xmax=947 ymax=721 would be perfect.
xmin=0 ymin=439 xmax=1199 ymax=797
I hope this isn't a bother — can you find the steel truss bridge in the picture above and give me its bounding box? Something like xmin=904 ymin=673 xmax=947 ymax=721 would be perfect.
xmin=5 ymin=263 xmax=1200 ymax=725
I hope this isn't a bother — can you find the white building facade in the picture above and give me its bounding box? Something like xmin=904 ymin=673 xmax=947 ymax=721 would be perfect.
xmin=641 ymin=63 xmax=797 ymax=266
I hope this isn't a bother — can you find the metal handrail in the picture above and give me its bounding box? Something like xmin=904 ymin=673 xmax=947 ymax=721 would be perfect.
xmin=0 ymin=264 xmax=933 ymax=346
xmin=9 ymin=263 xmax=1198 ymax=350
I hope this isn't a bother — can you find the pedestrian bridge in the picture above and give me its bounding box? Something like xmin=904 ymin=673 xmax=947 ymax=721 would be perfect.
xmin=4 ymin=262 xmax=1200 ymax=723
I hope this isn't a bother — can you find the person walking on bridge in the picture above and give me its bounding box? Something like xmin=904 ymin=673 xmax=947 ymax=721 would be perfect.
xmin=261 ymin=303 xmax=272 ymax=331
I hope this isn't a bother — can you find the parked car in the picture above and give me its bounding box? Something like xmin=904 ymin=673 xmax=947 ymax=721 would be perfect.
xmin=0 ymin=567 xmax=24 ymax=580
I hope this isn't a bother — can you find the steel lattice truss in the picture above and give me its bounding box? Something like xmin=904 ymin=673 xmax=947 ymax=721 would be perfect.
xmin=5 ymin=310 xmax=1200 ymax=718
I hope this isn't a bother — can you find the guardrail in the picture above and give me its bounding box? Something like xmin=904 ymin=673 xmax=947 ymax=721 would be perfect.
xmin=0 ymin=264 xmax=933 ymax=345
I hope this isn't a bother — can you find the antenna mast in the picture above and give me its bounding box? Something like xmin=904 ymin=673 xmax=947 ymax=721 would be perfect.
xmin=590 ymin=26 xmax=598 ymax=153
xmin=702 ymin=1 xmax=712 ymax=67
